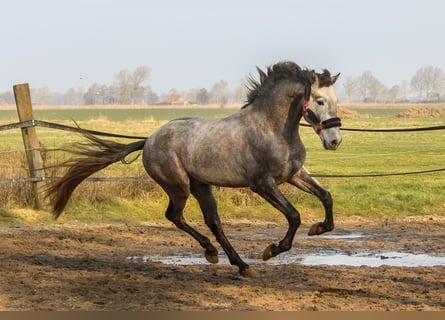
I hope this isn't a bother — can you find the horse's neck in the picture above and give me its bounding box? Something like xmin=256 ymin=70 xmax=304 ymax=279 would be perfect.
xmin=250 ymin=97 xmax=304 ymax=137
xmin=284 ymin=97 xmax=305 ymax=134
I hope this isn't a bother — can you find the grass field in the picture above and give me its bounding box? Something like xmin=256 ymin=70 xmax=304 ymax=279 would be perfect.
xmin=0 ymin=105 xmax=444 ymax=225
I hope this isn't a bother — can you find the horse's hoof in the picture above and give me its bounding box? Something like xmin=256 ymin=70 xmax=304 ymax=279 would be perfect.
xmin=239 ymin=267 xmax=258 ymax=278
xmin=308 ymin=222 xmax=334 ymax=236
xmin=262 ymin=244 xmax=275 ymax=261
xmin=205 ymin=252 xmax=219 ymax=264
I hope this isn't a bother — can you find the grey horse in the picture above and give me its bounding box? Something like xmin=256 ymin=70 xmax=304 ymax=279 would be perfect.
xmin=47 ymin=61 xmax=342 ymax=277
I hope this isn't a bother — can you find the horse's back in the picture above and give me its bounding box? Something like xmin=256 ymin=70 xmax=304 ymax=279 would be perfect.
xmin=143 ymin=110 xmax=305 ymax=188
xmin=143 ymin=115 xmax=250 ymax=187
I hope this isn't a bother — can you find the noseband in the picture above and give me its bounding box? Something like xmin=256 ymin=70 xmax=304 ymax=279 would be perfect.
xmin=302 ymin=83 xmax=342 ymax=134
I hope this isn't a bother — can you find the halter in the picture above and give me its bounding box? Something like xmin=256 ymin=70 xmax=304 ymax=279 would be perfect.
xmin=302 ymin=83 xmax=342 ymax=134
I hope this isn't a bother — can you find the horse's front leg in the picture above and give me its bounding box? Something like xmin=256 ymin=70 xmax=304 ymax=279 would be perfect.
xmin=288 ymin=166 xmax=334 ymax=236
xmin=250 ymin=177 xmax=301 ymax=261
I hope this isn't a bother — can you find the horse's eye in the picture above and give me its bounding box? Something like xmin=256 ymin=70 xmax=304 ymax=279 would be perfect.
xmin=316 ymin=100 xmax=324 ymax=106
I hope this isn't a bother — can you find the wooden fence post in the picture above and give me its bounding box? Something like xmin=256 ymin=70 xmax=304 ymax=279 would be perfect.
xmin=13 ymin=83 xmax=46 ymax=210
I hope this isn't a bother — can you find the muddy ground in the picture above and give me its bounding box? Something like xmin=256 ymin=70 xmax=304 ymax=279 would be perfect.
xmin=0 ymin=215 xmax=444 ymax=311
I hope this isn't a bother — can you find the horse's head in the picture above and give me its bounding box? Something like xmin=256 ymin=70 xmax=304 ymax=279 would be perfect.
xmin=304 ymin=70 xmax=342 ymax=150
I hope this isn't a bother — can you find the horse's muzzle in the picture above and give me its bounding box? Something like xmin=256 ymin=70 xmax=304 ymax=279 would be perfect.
xmin=321 ymin=128 xmax=342 ymax=150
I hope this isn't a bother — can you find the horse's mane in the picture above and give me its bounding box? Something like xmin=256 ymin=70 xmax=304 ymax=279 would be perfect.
xmin=244 ymin=61 xmax=333 ymax=106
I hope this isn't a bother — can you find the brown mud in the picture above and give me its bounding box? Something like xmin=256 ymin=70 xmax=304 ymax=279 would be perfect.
xmin=0 ymin=216 xmax=444 ymax=310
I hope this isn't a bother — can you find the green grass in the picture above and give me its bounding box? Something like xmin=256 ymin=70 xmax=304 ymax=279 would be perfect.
xmin=0 ymin=107 xmax=444 ymax=225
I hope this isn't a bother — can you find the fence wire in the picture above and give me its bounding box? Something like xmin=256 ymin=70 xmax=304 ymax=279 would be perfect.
xmin=2 ymin=119 xmax=445 ymax=136
xmin=0 ymin=118 xmax=444 ymax=184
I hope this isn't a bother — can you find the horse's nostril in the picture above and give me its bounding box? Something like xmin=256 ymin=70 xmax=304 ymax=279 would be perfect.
xmin=331 ymin=139 xmax=338 ymax=146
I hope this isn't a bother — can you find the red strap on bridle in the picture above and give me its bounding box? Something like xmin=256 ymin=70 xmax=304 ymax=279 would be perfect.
xmin=303 ymin=82 xmax=311 ymax=113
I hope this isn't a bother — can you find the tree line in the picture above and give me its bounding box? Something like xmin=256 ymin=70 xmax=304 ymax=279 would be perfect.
xmin=0 ymin=66 xmax=247 ymax=106
xmin=343 ymin=65 xmax=445 ymax=103
xmin=1 ymin=65 xmax=444 ymax=105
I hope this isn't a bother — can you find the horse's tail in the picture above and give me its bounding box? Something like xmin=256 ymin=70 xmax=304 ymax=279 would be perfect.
xmin=46 ymin=132 xmax=146 ymax=218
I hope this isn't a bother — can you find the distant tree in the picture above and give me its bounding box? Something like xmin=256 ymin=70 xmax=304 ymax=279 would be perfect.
xmin=343 ymin=76 xmax=358 ymax=101
xmin=411 ymin=66 xmax=444 ymax=101
xmin=98 ymin=85 xmax=108 ymax=104
xmin=373 ymin=80 xmax=386 ymax=103
xmin=132 ymin=66 xmax=151 ymax=104
xmin=400 ymin=81 xmax=409 ymax=101
xmin=84 ymin=83 xmax=107 ymax=105
xmin=144 ymin=86 xmax=159 ymax=104
xmin=356 ymin=71 xmax=385 ymax=102
xmin=410 ymin=68 xmax=424 ymax=101
xmin=114 ymin=66 xmax=151 ymax=104
xmin=196 ymin=88 xmax=209 ymax=104
xmin=356 ymin=71 xmax=373 ymax=102
xmin=0 ymin=91 xmax=14 ymax=105
xmin=386 ymin=85 xmax=401 ymax=103
xmin=32 ymin=87 xmax=51 ymax=105
xmin=209 ymin=80 xmax=229 ymax=105
xmin=422 ymin=66 xmax=444 ymax=100
xmin=66 ymin=88 xmax=78 ymax=105
xmin=185 ymin=87 xmax=201 ymax=104
xmin=233 ymin=80 xmax=248 ymax=103
xmin=114 ymin=69 xmax=133 ymax=103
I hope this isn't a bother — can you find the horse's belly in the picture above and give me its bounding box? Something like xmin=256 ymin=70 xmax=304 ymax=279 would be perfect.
xmin=186 ymin=161 xmax=249 ymax=187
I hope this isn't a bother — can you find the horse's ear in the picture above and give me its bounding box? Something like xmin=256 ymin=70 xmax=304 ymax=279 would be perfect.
xmin=257 ymin=67 xmax=267 ymax=84
xmin=331 ymin=72 xmax=341 ymax=84
xmin=310 ymin=70 xmax=317 ymax=84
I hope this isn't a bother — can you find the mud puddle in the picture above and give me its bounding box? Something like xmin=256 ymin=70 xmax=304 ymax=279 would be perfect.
xmin=127 ymin=231 xmax=445 ymax=268
xmin=128 ymin=250 xmax=445 ymax=268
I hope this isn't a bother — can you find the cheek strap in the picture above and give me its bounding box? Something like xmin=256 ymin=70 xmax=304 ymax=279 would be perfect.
xmin=322 ymin=117 xmax=342 ymax=129
xmin=305 ymin=109 xmax=342 ymax=134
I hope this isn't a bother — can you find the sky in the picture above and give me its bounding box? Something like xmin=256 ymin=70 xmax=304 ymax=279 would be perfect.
xmin=1 ymin=0 xmax=445 ymax=95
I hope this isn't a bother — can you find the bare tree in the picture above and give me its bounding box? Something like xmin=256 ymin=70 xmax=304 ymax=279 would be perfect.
xmin=423 ymin=66 xmax=444 ymax=101
xmin=400 ymin=81 xmax=409 ymax=102
xmin=356 ymin=71 xmax=385 ymax=102
xmin=411 ymin=66 xmax=444 ymax=101
xmin=185 ymin=88 xmax=201 ymax=104
xmin=114 ymin=66 xmax=151 ymax=104
xmin=373 ymin=80 xmax=386 ymax=103
xmin=410 ymin=68 xmax=424 ymax=101
xmin=196 ymin=88 xmax=209 ymax=104
xmin=209 ymin=80 xmax=230 ymax=105
xmin=233 ymin=80 xmax=248 ymax=103
xmin=132 ymin=66 xmax=151 ymax=104
xmin=386 ymin=85 xmax=401 ymax=103
xmin=32 ymin=87 xmax=51 ymax=105
xmin=84 ymin=83 xmax=107 ymax=105
xmin=65 ymin=88 xmax=78 ymax=105
xmin=114 ymin=69 xmax=133 ymax=104
xmin=0 ymin=91 xmax=14 ymax=105
xmin=144 ymin=86 xmax=159 ymax=104
xmin=343 ymin=76 xmax=358 ymax=102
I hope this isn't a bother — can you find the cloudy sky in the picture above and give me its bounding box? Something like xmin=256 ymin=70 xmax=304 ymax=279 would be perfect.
xmin=1 ymin=0 xmax=444 ymax=94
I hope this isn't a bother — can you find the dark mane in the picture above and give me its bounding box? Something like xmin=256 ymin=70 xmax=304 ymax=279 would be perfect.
xmin=318 ymin=69 xmax=334 ymax=87
xmin=245 ymin=61 xmax=309 ymax=105
xmin=244 ymin=61 xmax=333 ymax=106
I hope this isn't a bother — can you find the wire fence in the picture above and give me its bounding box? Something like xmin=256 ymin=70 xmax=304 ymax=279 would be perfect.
xmin=1 ymin=117 xmax=445 ymax=185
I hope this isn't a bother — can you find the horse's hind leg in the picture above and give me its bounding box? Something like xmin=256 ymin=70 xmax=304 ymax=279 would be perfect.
xmin=162 ymin=185 xmax=219 ymax=262
xmin=190 ymin=180 xmax=255 ymax=277
xmin=288 ymin=166 xmax=334 ymax=236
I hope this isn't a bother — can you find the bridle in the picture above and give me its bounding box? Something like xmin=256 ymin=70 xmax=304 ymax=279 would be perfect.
xmin=302 ymin=83 xmax=342 ymax=134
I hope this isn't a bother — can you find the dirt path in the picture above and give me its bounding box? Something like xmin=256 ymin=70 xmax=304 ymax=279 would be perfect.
xmin=0 ymin=216 xmax=444 ymax=310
